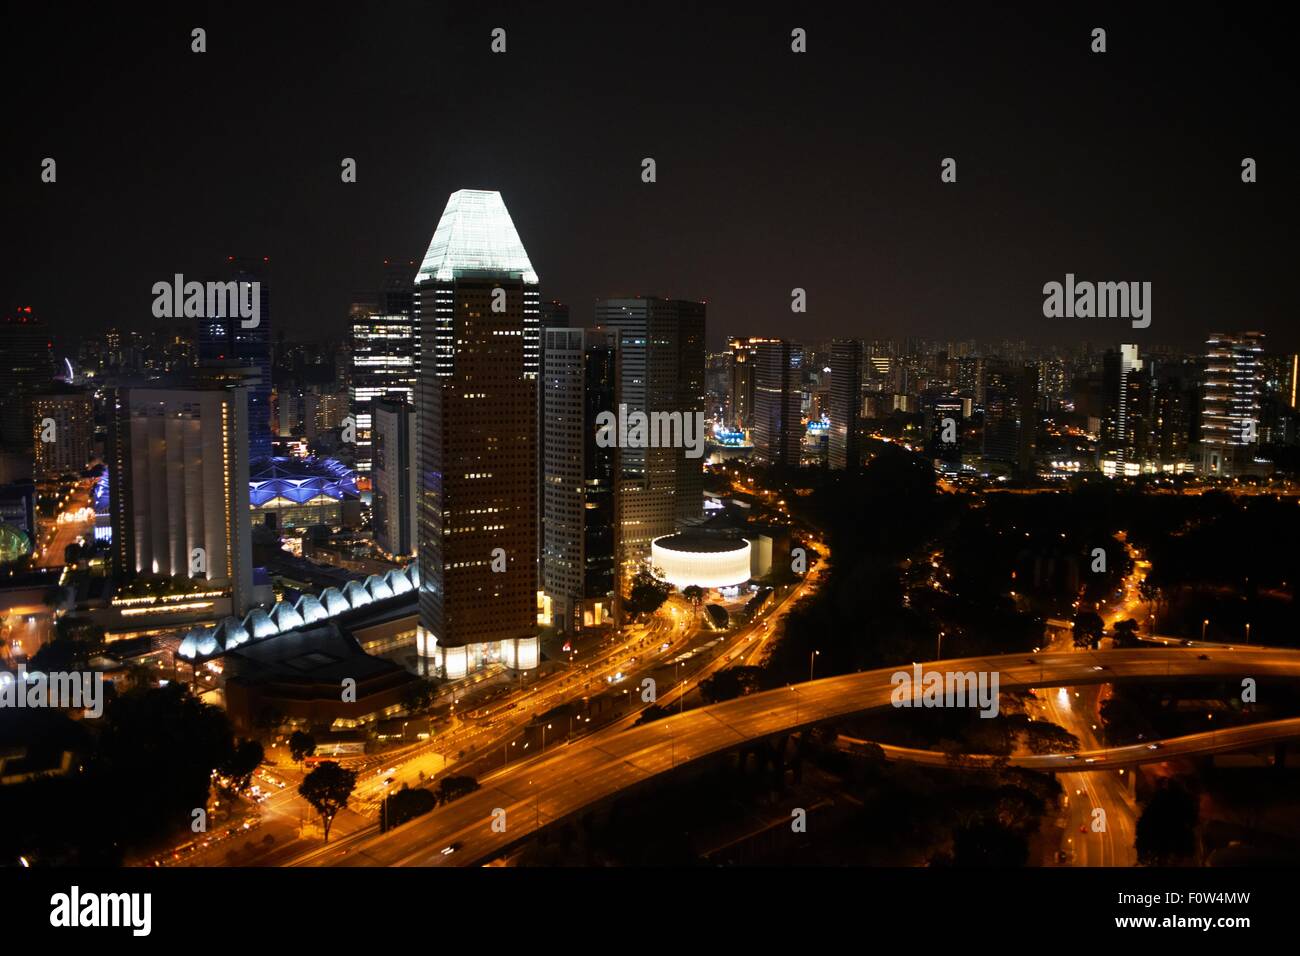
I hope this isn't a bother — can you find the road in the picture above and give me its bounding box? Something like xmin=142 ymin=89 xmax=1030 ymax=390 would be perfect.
xmin=297 ymin=644 xmax=1300 ymax=867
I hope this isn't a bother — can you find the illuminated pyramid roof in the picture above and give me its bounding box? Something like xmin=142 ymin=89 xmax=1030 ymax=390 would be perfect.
xmin=415 ymin=189 xmax=538 ymax=285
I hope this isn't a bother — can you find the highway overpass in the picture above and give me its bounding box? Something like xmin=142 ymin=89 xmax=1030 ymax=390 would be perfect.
xmin=299 ymin=645 xmax=1300 ymax=867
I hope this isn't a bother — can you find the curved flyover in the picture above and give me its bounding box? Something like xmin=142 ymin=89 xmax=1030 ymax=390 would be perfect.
xmin=305 ymin=646 xmax=1300 ymax=868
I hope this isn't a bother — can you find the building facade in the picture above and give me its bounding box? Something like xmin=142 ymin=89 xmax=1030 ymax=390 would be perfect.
xmin=372 ymin=397 xmax=417 ymax=557
xmin=414 ymin=189 xmax=541 ymax=679
xmin=107 ymin=385 xmax=255 ymax=615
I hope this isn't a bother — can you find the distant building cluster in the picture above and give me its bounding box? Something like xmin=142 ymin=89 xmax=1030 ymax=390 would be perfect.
xmin=6 ymin=187 xmax=1299 ymax=696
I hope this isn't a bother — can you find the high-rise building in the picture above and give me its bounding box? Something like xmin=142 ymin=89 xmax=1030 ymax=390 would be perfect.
xmin=106 ymin=384 xmax=255 ymax=614
xmin=349 ymin=312 xmax=417 ymax=472
xmin=1200 ymin=331 xmax=1265 ymax=476
xmin=981 ymin=363 xmax=1038 ymax=477
xmin=31 ymin=388 xmax=94 ymax=479
xmin=1102 ymin=344 xmax=1150 ymax=474
xmin=197 ymin=258 xmax=272 ymax=459
xmin=728 ymin=337 xmax=759 ymax=432
xmin=538 ymin=301 xmax=571 ymax=567
xmin=753 ymin=339 xmax=803 ymax=467
xmin=372 ymin=397 xmax=417 ymax=557
xmin=828 ymin=339 xmax=863 ymax=470
xmin=594 ymin=297 xmax=706 ymax=585
xmin=542 ymin=328 xmax=616 ymax=632
xmin=0 ymin=308 xmax=56 ymax=452
xmin=925 ymin=395 xmax=965 ymax=473
xmin=1153 ymin=360 xmax=1198 ymax=468
xmin=414 ymin=189 xmax=541 ymax=679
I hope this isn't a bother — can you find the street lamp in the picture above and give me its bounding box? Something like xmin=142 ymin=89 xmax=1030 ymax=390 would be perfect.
xmin=809 ymin=649 xmax=820 ymax=682
xmin=1245 ymin=622 xmax=1251 ymax=644
xmin=1202 ymin=618 xmax=1209 ymax=641
xmin=936 ymin=631 xmax=946 ymax=660
xmin=542 ymin=723 xmax=552 ymax=754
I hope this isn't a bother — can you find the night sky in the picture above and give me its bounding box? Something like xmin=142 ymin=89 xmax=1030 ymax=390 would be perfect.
xmin=4 ymin=1 xmax=1297 ymax=353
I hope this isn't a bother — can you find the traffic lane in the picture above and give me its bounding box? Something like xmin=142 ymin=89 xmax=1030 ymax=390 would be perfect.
xmin=312 ymin=647 xmax=1300 ymax=866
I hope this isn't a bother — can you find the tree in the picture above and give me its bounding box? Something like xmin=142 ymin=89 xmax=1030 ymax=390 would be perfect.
xmin=1072 ymin=611 xmax=1104 ymax=649
xmin=1136 ymin=780 xmax=1199 ymax=865
xmin=288 ymin=730 xmax=316 ymax=765
xmin=298 ymin=761 xmax=357 ymax=843
xmin=698 ymin=666 xmax=764 ymax=704
xmin=221 ymin=738 xmax=264 ymax=794
xmin=1112 ymin=618 xmax=1141 ymax=647
xmin=1137 ymin=578 xmax=1159 ymax=621
xmin=949 ymin=817 xmax=1029 ymax=867
xmin=436 ymin=775 xmax=480 ymax=806
xmin=402 ymin=678 xmax=439 ymax=713
xmin=383 ymin=785 xmax=437 ymax=829
xmin=682 ymin=585 xmax=704 ymax=606
xmin=625 ymin=567 xmax=671 ymax=618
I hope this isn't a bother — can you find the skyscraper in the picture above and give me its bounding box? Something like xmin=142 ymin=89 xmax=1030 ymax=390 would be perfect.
xmin=349 ymin=312 xmax=417 ymax=473
xmin=31 ymin=388 xmax=94 ymax=479
xmin=0 ymin=308 xmax=56 ymax=452
xmin=753 ymin=338 xmax=803 ymax=468
xmin=728 ymin=337 xmax=758 ymax=432
xmin=594 ymin=297 xmax=706 ymax=585
xmin=542 ymin=328 xmax=616 ymax=633
xmin=1102 ymin=344 xmax=1150 ymax=475
xmin=828 ymin=338 xmax=863 ymax=471
xmin=1200 ymin=331 xmax=1265 ymax=476
xmin=372 ymin=397 xmax=417 ymax=557
xmin=414 ymin=189 xmax=540 ymax=679
xmin=197 ymin=258 xmax=272 ymax=459
xmin=107 ymin=383 xmax=255 ymax=614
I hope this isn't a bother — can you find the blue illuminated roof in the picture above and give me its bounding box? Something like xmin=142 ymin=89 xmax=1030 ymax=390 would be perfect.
xmin=249 ymin=456 xmax=359 ymax=507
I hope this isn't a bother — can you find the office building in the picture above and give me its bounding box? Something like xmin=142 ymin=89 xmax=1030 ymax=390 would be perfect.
xmin=1200 ymin=331 xmax=1265 ymax=476
xmin=31 ymin=388 xmax=94 ymax=479
xmin=0 ymin=308 xmax=56 ymax=452
xmin=349 ymin=312 xmax=417 ymax=473
xmin=728 ymin=337 xmax=759 ymax=432
xmin=197 ymin=258 xmax=273 ymax=459
xmin=753 ymin=338 xmax=803 ymax=467
xmin=542 ymin=328 xmax=616 ymax=633
xmin=828 ymin=338 xmax=863 ymax=470
xmin=107 ymin=384 xmax=255 ymax=614
xmin=593 ymin=297 xmax=706 ymax=585
xmin=413 ymin=189 xmax=541 ymax=679
xmin=372 ymin=397 xmax=417 ymax=557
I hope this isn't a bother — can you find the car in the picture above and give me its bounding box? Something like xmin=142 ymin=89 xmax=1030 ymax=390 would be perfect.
xmin=1091 ymin=665 xmax=1106 ymax=671
xmin=1084 ymin=757 xmax=1101 ymax=763
xmin=1197 ymin=654 xmax=1210 ymax=661
xmin=1146 ymin=743 xmax=1160 ymax=750
xmin=1181 ymin=639 xmax=1195 ymax=646
xmin=440 ymin=842 xmax=462 ymax=855
xmin=1063 ymin=755 xmax=1078 ymax=761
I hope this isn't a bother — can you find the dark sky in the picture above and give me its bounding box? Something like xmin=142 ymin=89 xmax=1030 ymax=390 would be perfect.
xmin=4 ymin=1 xmax=1297 ymax=354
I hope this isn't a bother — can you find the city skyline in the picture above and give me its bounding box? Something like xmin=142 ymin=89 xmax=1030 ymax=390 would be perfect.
xmin=6 ymin=2 xmax=1300 ymax=928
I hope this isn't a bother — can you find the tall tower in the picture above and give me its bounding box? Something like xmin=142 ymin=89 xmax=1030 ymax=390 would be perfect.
xmin=414 ymin=190 xmax=540 ymax=679
xmin=0 ymin=308 xmax=56 ymax=452
xmin=372 ymin=396 xmax=418 ymax=557
xmin=107 ymin=383 xmax=255 ymax=614
xmin=349 ymin=312 xmax=417 ymax=473
xmin=542 ymin=328 xmax=616 ymax=633
xmin=593 ymin=297 xmax=706 ymax=588
xmin=828 ymin=338 xmax=863 ymax=470
xmin=753 ymin=338 xmax=803 ymax=467
xmin=197 ymin=258 xmax=273 ymax=460
xmin=1200 ymin=331 xmax=1265 ymax=476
